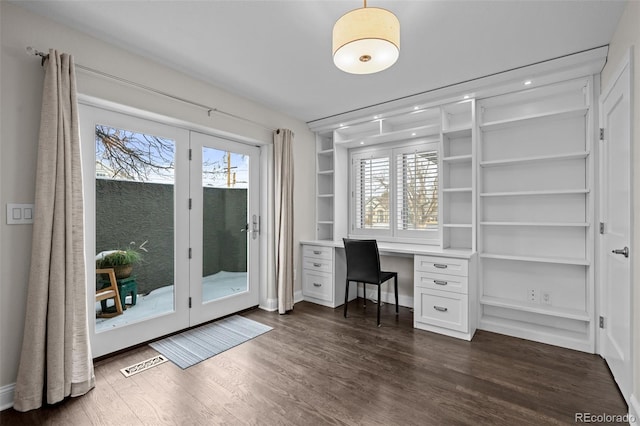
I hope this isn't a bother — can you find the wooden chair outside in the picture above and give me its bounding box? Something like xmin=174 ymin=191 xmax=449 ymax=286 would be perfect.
xmin=96 ymin=268 xmax=123 ymax=318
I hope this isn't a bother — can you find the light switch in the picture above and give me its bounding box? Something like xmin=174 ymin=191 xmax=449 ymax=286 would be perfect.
xmin=6 ymin=203 xmax=34 ymax=225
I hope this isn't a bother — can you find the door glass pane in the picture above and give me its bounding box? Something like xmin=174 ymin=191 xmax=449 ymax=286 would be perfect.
xmin=202 ymin=147 xmax=248 ymax=303
xmin=94 ymin=124 xmax=175 ymax=331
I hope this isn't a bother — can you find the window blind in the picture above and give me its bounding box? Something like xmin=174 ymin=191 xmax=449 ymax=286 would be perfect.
xmin=396 ymin=150 xmax=438 ymax=230
xmin=354 ymin=155 xmax=390 ymax=230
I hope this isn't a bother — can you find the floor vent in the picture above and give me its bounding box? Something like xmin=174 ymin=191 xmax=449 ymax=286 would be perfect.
xmin=120 ymin=354 xmax=168 ymax=378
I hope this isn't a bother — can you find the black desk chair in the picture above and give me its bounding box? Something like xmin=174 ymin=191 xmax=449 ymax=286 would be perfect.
xmin=343 ymin=238 xmax=399 ymax=327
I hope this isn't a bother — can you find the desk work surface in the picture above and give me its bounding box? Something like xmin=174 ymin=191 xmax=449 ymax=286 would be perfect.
xmin=300 ymin=240 xmax=475 ymax=259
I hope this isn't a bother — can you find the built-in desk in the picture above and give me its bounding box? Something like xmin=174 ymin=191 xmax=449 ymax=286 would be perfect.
xmin=300 ymin=240 xmax=477 ymax=340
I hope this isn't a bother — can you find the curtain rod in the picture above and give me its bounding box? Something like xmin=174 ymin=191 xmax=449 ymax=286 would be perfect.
xmin=27 ymin=47 xmax=275 ymax=132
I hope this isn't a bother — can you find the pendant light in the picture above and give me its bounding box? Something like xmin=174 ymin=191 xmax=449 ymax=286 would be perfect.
xmin=332 ymin=0 xmax=400 ymax=74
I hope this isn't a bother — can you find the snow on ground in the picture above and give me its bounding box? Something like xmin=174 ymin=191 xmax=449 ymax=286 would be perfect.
xmin=96 ymin=271 xmax=247 ymax=332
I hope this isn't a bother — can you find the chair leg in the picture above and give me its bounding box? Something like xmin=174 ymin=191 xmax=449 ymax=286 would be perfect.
xmin=395 ymin=275 xmax=399 ymax=315
xmin=344 ymin=280 xmax=350 ymax=318
xmin=377 ymin=285 xmax=382 ymax=327
xmin=362 ymin=283 xmax=366 ymax=308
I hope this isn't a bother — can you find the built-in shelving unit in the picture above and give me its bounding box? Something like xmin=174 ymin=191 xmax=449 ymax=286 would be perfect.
xmin=477 ymin=77 xmax=595 ymax=352
xmin=315 ymin=132 xmax=335 ymax=240
xmin=440 ymin=100 xmax=475 ymax=251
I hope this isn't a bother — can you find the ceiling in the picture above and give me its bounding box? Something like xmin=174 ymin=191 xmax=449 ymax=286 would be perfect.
xmin=13 ymin=1 xmax=626 ymax=124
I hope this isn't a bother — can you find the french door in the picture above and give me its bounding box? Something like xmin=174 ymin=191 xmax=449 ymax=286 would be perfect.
xmin=189 ymin=132 xmax=260 ymax=324
xmin=80 ymin=104 xmax=260 ymax=357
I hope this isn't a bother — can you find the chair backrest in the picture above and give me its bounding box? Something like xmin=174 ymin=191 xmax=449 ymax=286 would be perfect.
xmin=343 ymin=238 xmax=381 ymax=284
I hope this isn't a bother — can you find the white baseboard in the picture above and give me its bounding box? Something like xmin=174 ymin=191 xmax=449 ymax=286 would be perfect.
xmin=0 ymin=383 xmax=15 ymax=411
xmin=630 ymin=393 xmax=639 ymax=424
xmin=259 ymin=292 xmax=303 ymax=312
xmin=259 ymin=297 xmax=278 ymax=312
xmin=359 ymin=287 xmax=413 ymax=309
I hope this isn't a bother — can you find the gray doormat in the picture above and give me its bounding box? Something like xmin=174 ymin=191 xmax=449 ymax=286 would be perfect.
xmin=149 ymin=315 xmax=272 ymax=369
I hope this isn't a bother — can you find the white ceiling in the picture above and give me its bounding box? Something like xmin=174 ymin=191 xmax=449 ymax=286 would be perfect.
xmin=13 ymin=0 xmax=626 ymax=123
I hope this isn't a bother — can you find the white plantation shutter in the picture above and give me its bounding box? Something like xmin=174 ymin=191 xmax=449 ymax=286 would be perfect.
xmin=396 ymin=150 xmax=438 ymax=231
xmin=354 ymin=153 xmax=390 ymax=230
xmin=351 ymin=139 xmax=439 ymax=242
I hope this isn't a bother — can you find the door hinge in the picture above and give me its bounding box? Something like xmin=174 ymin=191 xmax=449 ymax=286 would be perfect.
xmin=599 ymin=316 xmax=605 ymax=329
xmin=189 ymin=248 xmax=192 ymax=259
xmin=189 ymin=198 xmax=192 ymax=210
xmin=189 ymin=297 xmax=192 ymax=308
xmin=599 ymin=222 xmax=605 ymax=234
xmin=600 ymin=128 xmax=604 ymax=141
xmin=189 ymin=148 xmax=192 ymax=160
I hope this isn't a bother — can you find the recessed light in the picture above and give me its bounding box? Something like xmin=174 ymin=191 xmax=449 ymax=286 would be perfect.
xmin=360 ymin=141 xmax=365 ymax=145
xmin=524 ymin=80 xmax=532 ymax=86
xmin=414 ymin=106 xmax=420 ymax=110
xmin=373 ymin=115 xmax=380 ymax=119
xmin=411 ymin=133 xmax=416 ymax=136
xmin=463 ymin=95 xmax=470 ymax=100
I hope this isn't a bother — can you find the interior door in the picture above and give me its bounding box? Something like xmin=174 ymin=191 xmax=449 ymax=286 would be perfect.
xmin=189 ymin=132 xmax=260 ymax=325
xmin=80 ymin=104 xmax=190 ymax=357
xmin=599 ymin=53 xmax=633 ymax=403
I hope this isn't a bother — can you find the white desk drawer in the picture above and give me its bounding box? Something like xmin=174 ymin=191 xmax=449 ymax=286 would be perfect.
xmin=415 ymin=288 xmax=468 ymax=333
xmin=415 ymin=271 xmax=468 ymax=294
xmin=303 ymin=257 xmax=333 ymax=273
xmin=415 ymin=255 xmax=468 ymax=276
xmin=303 ymin=245 xmax=333 ymax=260
xmin=302 ymin=269 xmax=333 ymax=302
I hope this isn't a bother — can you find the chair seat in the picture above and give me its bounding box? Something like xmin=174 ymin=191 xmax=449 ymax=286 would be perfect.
xmin=380 ymin=271 xmax=397 ymax=283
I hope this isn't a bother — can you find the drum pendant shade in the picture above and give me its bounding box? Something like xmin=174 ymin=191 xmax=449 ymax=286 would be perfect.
xmin=332 ymin=5 xmax=400 ymax=74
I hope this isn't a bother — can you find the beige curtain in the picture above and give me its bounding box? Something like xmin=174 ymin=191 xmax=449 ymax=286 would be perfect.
xmin=13 ymin=50 xmax=94 ymax=412
xmin=274 ymin=129 xmax=295 ymax=314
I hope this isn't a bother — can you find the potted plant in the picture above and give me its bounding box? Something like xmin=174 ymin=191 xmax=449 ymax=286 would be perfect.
xmin=96 ymin=248 xmax=143 ymax=279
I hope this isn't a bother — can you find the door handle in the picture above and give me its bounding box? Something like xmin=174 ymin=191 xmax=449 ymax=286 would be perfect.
xmin=612 ymin=247 xmax=629 ymax=258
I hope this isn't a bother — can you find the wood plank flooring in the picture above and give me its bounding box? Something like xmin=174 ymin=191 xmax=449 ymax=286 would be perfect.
xmin=1 ymin=300 xmax=627 ymax=425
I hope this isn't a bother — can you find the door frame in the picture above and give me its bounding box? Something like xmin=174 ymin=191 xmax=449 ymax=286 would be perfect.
xmin=79 ymin=95 xmax=272 ymax=357
xmin=597 ymin=47 xmax=634 ymax=403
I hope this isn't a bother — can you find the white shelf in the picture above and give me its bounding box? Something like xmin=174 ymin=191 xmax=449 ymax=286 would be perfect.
xmin=479 ymin=106 xmax=589 ymax=131
xmin=317 ymin=169 xmax=334 ymax=175
xmin=480 ymin=296 xmax=590 ymax=321
xmin=318 ymin=149 xmax=334 ymax=156
xmin=317 ymin=221 xmax=334 ymax=225
xmin=480 ymin=189 xmax=590 ymax=197
xmin=317 ymin=194 xmax=334 ymax=198
xmin=442 ymin=154 xmax=472 ymax=164
xmin=442 ymin=187 xmax=472 ymax=193
xmin=443 ymin=223 xmax=472 ymax=228
xmin=337 ymin=123 xmax=440 ymax=146
xmin=442 ymin=126 xmax=472 ymax=138
xmin=480 ymin=151 xmax=589 ymax=168
xmin=479 ymin=253 xmax=590 ymax=266
xmin=480 ymin=221 xmax=590 ymax=227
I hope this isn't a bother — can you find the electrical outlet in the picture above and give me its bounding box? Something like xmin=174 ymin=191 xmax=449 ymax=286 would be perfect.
xmin=542 ymin=291 xmax=552 ymax=305
xmin=527 ymin=289 xmax=538 ymax=303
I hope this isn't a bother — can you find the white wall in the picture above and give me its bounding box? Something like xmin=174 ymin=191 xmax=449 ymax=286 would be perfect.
xmin=0 ymin=2 xmax=316 ymax=392
xmin=600 ymin=0 xmax=640 ymax=415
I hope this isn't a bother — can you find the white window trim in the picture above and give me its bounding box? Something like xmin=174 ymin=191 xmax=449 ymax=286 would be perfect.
xmin=349 ymin=137 xmax=441 ymax=245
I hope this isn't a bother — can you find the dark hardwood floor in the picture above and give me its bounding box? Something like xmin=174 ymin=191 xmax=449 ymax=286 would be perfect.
xmin=1 ymin=300 xmax=627 ymax=425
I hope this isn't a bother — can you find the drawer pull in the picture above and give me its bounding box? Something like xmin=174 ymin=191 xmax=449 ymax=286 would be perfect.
xmin=433 ymin=263 xmax=448 ymax=269
xmin=313 ymin=250 xmax=322 ymax=255
xmin=433 ymin=306 xmax=448 ymax=312
xmin=313 ymin=262 xmax=322 ymax=267
xmin=433 ymin=280 xmax=448 ymax=286
xmin=313 ymin=283 xmax=322 ymax=287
